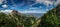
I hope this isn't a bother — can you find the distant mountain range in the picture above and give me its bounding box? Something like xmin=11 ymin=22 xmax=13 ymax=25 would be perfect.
xmin=0 ymin=10 xmax=44 ymax=18
xmin=23 ymin=13 xmax=44 ymax=18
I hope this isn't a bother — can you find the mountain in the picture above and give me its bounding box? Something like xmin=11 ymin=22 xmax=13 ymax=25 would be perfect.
xmin=0 ymin=10 xmax=37 ymax=27
xmin=24 ymin=13 xmax=44 ymax=18
xmin=0 ymin=4 xmax=60 ymax=27
xmin=38 ymin=4 xmax=60 ymax=27
xmin=0 ymin=10 xmax=44 ymax=18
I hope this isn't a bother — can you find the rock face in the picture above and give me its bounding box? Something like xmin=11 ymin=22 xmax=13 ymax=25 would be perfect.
xmin=38 ymin=4 xmax=60 ymax=27
xmin=0 ymin=10 xmax=22 ymax=15
xmin=0 ymin=10 xmax=37 ymax=27
xmin=11 ymin=10 xmax=22 ymax=16
xmin=0 ymin=10 xmax=23 ymax=18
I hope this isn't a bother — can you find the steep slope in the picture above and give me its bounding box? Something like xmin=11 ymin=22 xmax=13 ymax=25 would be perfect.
xmin=38 ymin=4 xmax=60 ymax=27
xmin=0 ymin=10 xmax=37 ymax=27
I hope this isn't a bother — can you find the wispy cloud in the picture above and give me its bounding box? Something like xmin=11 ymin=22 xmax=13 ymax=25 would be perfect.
xmin=0 ymin=0 xmax=3 ymax=4
xmin=19 ymin=10 xmax=46 ymax=13
xmin=55 ymin=0 xmax=60 ymax=5
xmin=0 ymin=10 xmax=12 ymax=14
xmin=2 ymin=4 xmax=8 ymax=8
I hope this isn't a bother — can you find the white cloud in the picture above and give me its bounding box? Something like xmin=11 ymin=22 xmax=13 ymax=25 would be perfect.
xmin=2 ymin=4 xmax=8 ymax=8
xmin=36 ymin=0 xmax=60 ymax=6
xmin=29 ymin=7 xmax=38 ymax=10
xmin=39 ymin=6 xmax=43 ymax=8
xmin=45 ymin=1 xmax=53 ymax=6
xmin=36 ymin=0 xmax=48 ymax=3
xmin=31 ymin=0 xmax=53 ymax=7
xmin=55 ymin=0 xmax=60 ymax=5
xmin=0 ymin=0 xmax=3 ymax=4
xmin=4 ymin=0 xmax=7 ymax=3
xmin=36 ymin=0 xmax=40 ymax=3
xmin=0 ymin=10 xmax=12 ymax=14
xmin=0 ymin=10 xmax=46 ymax=14
xmin=19 ymin=10 xmax=46 ymax=13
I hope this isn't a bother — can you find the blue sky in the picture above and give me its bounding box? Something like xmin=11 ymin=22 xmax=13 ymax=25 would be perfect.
xmin=0 ymin=0 xmax=60 ymax=13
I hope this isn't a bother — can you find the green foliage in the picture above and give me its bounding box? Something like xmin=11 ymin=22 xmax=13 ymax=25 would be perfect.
xmin=0 ymin=4 xmax=60 ymax=27
xmin=0 ymin=12 xmax=37 ymax=27
xmin=38 ymin=4 xmax=60 ymax=27
xmin=0 ymin=13 xmax=17 ymax=27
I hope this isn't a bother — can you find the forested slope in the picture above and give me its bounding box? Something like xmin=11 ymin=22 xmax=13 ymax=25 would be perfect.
xmin=38 ymin=4 xmax=60 ymax=27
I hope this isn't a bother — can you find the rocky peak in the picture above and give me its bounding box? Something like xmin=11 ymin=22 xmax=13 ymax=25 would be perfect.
xmin=0 ymin=10 xmax=22 ymax=15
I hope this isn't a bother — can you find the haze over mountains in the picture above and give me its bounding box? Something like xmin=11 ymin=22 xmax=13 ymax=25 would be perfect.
xmin=0 ymin=4 xmax=60 ymax=27
xmin=0 ymin=10 xmax=44 ymax=18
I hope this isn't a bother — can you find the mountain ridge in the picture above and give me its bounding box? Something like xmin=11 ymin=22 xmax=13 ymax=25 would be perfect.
xmin=38 ymin=4 xmax=60 ymax=27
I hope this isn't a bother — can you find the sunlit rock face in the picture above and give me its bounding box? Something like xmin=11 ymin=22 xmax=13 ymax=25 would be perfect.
xmin=0 ymin=10 xmax=22 ymax=16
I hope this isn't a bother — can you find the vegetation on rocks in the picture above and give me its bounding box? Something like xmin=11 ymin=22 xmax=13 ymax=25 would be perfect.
xmin=0 ymin=4 xmax=60 ymax=27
